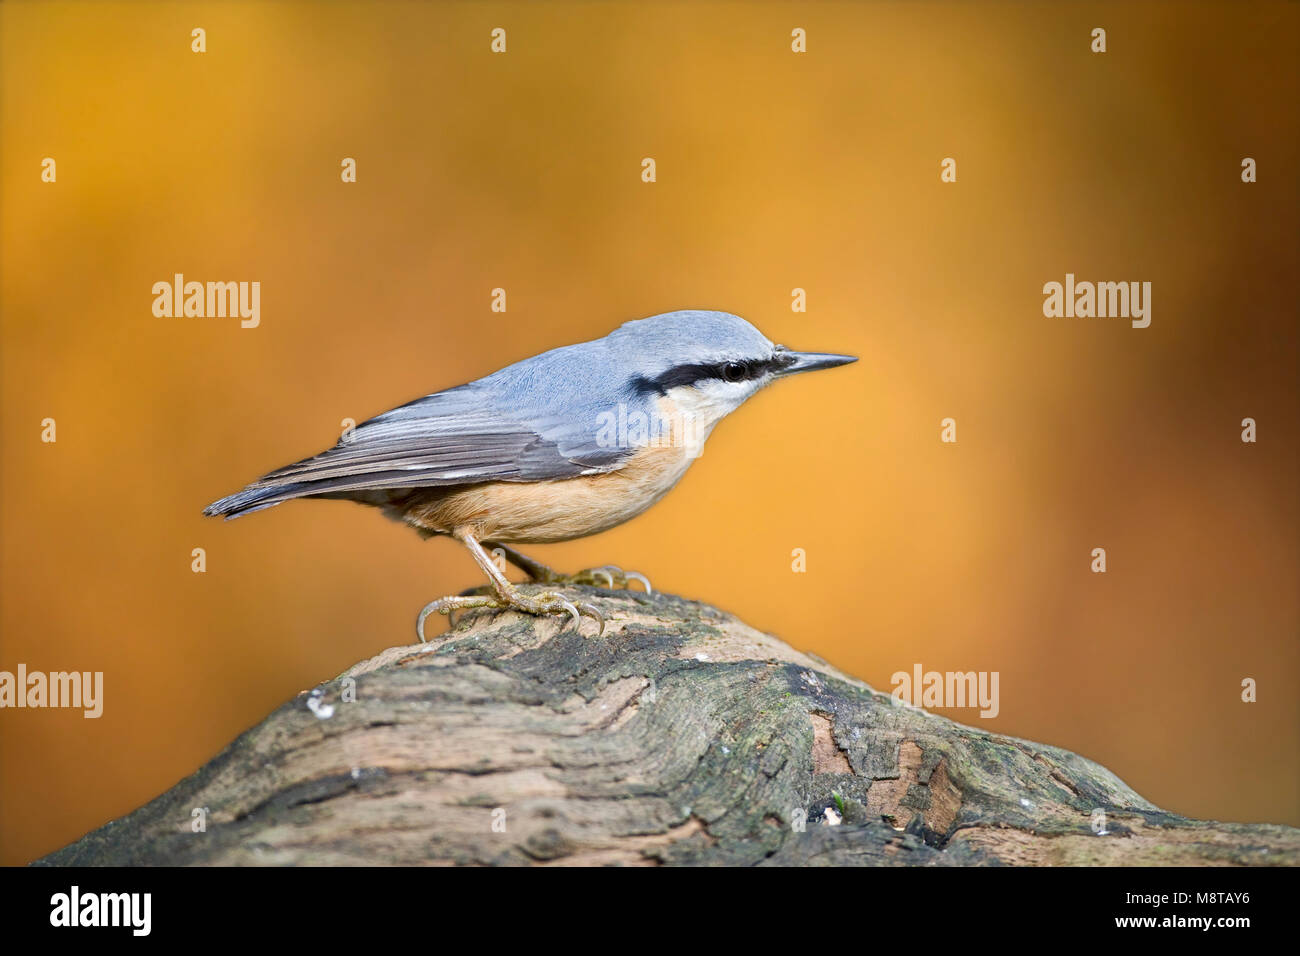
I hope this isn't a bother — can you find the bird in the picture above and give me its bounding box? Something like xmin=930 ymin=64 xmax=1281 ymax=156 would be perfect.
xmin=204 ymin=310 xmax=856 ymax=640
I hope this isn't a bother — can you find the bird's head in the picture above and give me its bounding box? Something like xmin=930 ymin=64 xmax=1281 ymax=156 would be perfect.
xmin=610 ymin=310 xmax=857 ymax=436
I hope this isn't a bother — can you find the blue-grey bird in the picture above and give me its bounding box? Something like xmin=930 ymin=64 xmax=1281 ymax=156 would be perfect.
xmin=204 ymin=310 xmax=855 ymax=638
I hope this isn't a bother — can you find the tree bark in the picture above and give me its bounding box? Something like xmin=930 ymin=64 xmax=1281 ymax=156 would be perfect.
xmin=36 ymin=585 xmax=1299 ymax=866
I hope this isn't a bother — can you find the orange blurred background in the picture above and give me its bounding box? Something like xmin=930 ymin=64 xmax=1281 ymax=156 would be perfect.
xmin=2 ymin=1 xmax=1296 ymax=865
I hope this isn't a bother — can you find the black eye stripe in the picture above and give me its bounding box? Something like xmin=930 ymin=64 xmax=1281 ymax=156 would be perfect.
xmin=632 ymin=356 xmax=786 ymax=395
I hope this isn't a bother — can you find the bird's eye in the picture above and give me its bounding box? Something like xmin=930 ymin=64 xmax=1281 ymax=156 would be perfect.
xmin=721 ymin=361 xmax=746 ymax=383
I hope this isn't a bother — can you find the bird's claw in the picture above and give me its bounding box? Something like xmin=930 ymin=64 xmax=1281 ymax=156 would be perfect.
xmin=529 ymin=592 xmax=605 ymax=637
xmin=415 ymin=588 xmax=607 ymax=641
xmin=493 ymin=545 xmax=651 ymax=595
xmin=622 ymin=570 xmax=652 ymax=594
xmin=576 ymin=602 xmax=606 ymax=637
xmin=417 ymin=593 xmax=498 ymax=642
xmin=563 ymin=564 xmax=652 ymax=594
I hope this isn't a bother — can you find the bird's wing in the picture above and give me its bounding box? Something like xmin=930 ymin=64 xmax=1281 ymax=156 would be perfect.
xmin=204 ymin=370 xmax=635 ymax=518
xmin=258 ymin=382 xmax=629 ymax=491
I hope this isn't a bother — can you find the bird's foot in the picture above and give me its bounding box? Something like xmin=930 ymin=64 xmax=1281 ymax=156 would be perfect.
xmin=558 ymin=564 xmax=653 ymax=593
xmin=417 ymin=586 xmax=605 ymax=642
xmin=483 ymin=544 xmax=652 ymax=594
xmin=530 ymin=561 xmax=655 ymax=590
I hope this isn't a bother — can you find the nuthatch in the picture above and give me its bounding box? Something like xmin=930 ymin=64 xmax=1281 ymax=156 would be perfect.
xmin=205 ymin=310 xmax=855 ymax=638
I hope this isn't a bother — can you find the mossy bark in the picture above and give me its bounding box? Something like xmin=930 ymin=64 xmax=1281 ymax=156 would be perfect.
xmin=37 ymin=586 xmax=1299 ymax=866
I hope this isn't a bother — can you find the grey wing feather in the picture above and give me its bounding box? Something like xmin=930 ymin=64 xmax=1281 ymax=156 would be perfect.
xmin=205 ymin=345 xmax=635 ymax=519
xmin=253 ymin=385 xmax=620 ymax=488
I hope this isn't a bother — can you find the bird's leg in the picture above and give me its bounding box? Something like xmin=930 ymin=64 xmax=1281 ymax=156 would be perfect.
xmin=417 ymin=529 xmax=605 ymax=641
xmin=485 ymin=542 xmax=653 ymax=594
xmin=483 ymin=543 xmax=563 ymax=582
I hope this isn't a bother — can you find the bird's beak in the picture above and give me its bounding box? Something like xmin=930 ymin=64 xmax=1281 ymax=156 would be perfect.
xmin=775 ymin=350 xmax=858 ymax=377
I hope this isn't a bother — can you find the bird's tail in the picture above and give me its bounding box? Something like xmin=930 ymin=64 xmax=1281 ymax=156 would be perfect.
xmin=203 ymin=481 xmax=316 ymax=520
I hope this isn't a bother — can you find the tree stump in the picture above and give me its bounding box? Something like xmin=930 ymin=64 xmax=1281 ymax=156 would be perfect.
xmin=36 ymin=586 xmax=1299 ymax=866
